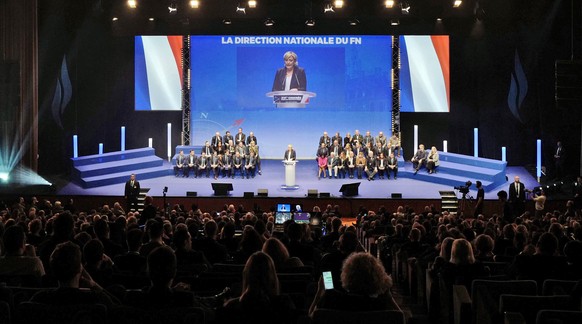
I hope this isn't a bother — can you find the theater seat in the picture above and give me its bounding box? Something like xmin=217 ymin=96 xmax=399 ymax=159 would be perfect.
xmin=499 ymin=294 xmax=578 ymax=324
xmin=536 ymin=310 xmax=582 ymax=324
xmin=312 ymin=308 xmax=405 ymax=324
xmin=470 ymin=279 xmax=538 ymax=324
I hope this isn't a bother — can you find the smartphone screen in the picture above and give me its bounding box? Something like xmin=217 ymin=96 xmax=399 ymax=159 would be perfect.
xmin=322 ymin=271 xmax=334 ymax=290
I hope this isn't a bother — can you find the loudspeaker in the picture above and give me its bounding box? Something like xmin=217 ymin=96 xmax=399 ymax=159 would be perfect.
xmin=211 ymin=183 xmax=233 ymax=196
xmin=257 ymin=189 xmax=268 ymax=197
xmin=391 ymin=193 xmax=402 ymax=199
xmin=186 ymin=191 xmax=197 ymax=197
xmin=319 ymin=192 xmax=331 ymax=198
xmin=243 ymin=192 xmax=254 ymax=198
xmin=339 ymin=182 xmax=360 ymax=197
xmin=307 ymin=189 xmax=318 ymax=198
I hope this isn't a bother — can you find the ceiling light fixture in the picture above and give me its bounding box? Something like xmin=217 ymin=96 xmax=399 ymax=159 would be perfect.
xmin=264 ymin=18 xmax=275 ymax=26
xmin=323 ymin=4 xmax=334 ymax=13
xmin=168 ymin=1 xmax=178 ymax=14
xmin=112 ymin=17 xmax=119 ymax=21
xmin=390 ymin=19 xmax=400 ymax=26
xmin=236 ymin=4 xmax=246 ymax=14
xmin=190 ymin=0 xmax=200 ymax=9
xmin=223 ymin=18 xmax=232 ymax=25
xmin=384 ymin=0 xmax=394 ymax=8
xmin=127 ymin=0 xmax=137 ymax=9
xmin=333 ymin=0 xmax=344 ymax=9
xmin=348 ymin=18 xmax=359 ymax=26
xmin=248 ymin=0 xmax=257 ymax=8
xmin=401 ymin=1 xmax=410 ymax=14
xmin=305 ymin=18 xmax=316 ymax=26
xmin=148 ymin=17 xmax=155 ymax=21
xmin=453 ymin=0 xmax=462 ymax=8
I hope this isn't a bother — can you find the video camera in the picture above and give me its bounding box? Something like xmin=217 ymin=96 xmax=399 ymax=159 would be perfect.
xmin=454 ymin=181 xmax=473 ymax=195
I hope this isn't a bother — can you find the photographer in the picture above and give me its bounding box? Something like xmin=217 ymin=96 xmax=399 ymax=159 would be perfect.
xmin=474 ymin=181 xmax=484 ymax=218
xmin=532 ymin=189 xmax=546 ymax=219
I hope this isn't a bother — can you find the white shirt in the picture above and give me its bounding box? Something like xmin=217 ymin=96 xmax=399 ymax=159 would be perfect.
xmin=285 ymin=75 xmax=292 ymax=91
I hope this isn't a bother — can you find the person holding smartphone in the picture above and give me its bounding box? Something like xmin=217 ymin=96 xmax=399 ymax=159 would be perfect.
xmin=308 ymin=252 xmax=401 ymax=317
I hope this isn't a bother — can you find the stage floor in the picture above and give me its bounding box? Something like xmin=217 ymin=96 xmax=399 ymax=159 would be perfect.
xmin=57 ymin=159 xmax=539 ymax=200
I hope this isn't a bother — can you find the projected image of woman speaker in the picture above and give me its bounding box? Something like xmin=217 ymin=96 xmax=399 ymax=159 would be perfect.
xmin=272 ymin=51 xmax=307 ymax=91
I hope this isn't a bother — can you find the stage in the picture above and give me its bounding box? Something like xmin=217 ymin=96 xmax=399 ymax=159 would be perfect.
xmin=57 ymin=159 xmax=539 ymax=200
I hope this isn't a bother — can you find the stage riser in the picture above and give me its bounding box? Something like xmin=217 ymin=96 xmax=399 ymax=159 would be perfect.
xmin=434 ymin=165 xmax=505 ymax=183
xmin=79 ymin=169 xmax=173 ymax=188
xmin=73 ymin=158 xmax=163 ymax=178
xmin=72 ymin=148 xmax=155 ymax=167
xmin=438 ymin=152 xmax=506 ymax=171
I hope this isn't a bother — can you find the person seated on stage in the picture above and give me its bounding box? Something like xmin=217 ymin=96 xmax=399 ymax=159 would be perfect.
xmin=316 ymin=142 xmax=328 ymax=158
xmin=248 ymin=141 xmax=262 ymax=176
xmin=354 ymin=141 xmax=364 ymax=158
xmin=210 ymin=151 xmax=222 ymax=180
xmin=246 ymin=131 xmax=257 ymax=146
xmin=377 ymin=152 xmax=387 ymax=179
xmin=211 ymin=131 xmax=223 ymax=151
xmin=344 ymin=132 xmax=352 ymax=148
xmin=330 ymin=140 xmax=342 ymax=158
xmin=343 ymin=143 xmax=352 ymax=158
xmin=411 ymin=144 xmax=428 ymax=175
xmin=376 ymin=131 xmax=387 ymax=149
xmin=233 ymin=151 xmax=244 ymax=179
xmin=355 ymin=151 xmax=366 ymax=179
xmin=375 ymin=141 xmax=388 ymax=158
xmin=352 ymin=129 xmax=364 ymax=146
xmin=197 ymin=152 xmax=210 ymax=178
xmin=426 ymin=146 xmax=440 ymax=174
xmin=235 ymin=127 xmax=246 ymax=146
xmin=332 ymin=132 xmax=343 ymax=148
xmin=284 ymin=144 xmax=296 ymax=161
xmin=364 ymin=142 xmax=375 ymax=159
xmin=227 ymin=139 xmax=236 ymax=156
xmin=337 ymin=151 xmax=347 ymax=179
xmin=174 ymin=150 xmax=186 ymax=177
xmin=201 ymin=141 xmax=213 ymax=157
xmin=214 ymin=142 xmax=225 ymax=156
xmin=363 ymin=131 xmax=374 ymax=147
xmin=389 ymin=133 xmax=400 ymax=157
xmin=317 ymin=153 xmax=328 ymax=180
xmin=221 ymin=152 xmax=233 ymax=178
xmin=387 ymin=152 xmax=398 ymax=180
xmin=346 ymin=151 xmax=356 ymax=179
xmin=186 ymin=150 xmax=197 ymax=178
xmin=365 ymin=151 xmax=378 ymax=181
xmin=327 ymin=152 xmax=338 ymax=179
xmin=309 ymin=252 xmax=401 ymax=317
xmin=244 ymin=151 xmax=257 ymax=179
xmin=319 ymin=131 xmax=331 ymax=148
xmin=236 ymin=141 xmax=247 ymax=162
xmin=223 ymin=130 xmax=234 ymax=150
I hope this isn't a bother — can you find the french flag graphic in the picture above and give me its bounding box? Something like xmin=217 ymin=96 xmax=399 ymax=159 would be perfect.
xmin=135 ymin=36 xmax=183 ymax=111
xmin=400 ymin=35 xmax=450 ymax=113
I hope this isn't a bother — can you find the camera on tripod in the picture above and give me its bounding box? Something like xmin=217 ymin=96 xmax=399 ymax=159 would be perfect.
xmin=454 ymin=181 xmax=472 ymax=195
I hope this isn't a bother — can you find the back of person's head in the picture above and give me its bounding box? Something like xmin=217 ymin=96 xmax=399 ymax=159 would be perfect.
xmin=440 ymin=237 xmax=455 ymax=261
xmin=497 ymin=190 xmax=508 ymax=200
xmin=147 ymin=246 xmax=177 ymax=288
xmin=173 ymin=227 xmax=191 ymax=250
xmin=262 ymin=237 xmax=289 ymax=270
xmin=52 ymin=211 xmax=74 ymax=239
xmin=204 ymin=220 xmax=218 ymax=238
xmin=127 ymin=228 xmax=144 ymax=252
xmin=548 ymin=223 xmax=564 ymax=238
xmin=338 ymin=231 xmax=358 ymax=254
xmin=408 ymin=228 xmax=421 ymax=242
xmin=474 ymin=234 xmax=494 ymax=256
xmin=240 ymin=226 xmax=263 ymax=254
xmin=450 ymin=238 xmax=475 ymax=265
xmin=83 ymin=239 xmax=104 ymax=266
xmin=51 ymin=242 xmax=82 ymax=283
xmin=241 ymin=251 xmax=279 ymax=300
xmin=341 ymin=252 xmax=391 ymax=296
xmin=3 ymin=225 xmax=26 ymax=255
xmin=287 ymin=222 xmax=303 ymax=241
xmin=147 ymin=221 xmax=164 ymax=241
xmin=93 ymin=218 xmax=110 ymax=240
xmin=536 ymin=232 xmax=558 ymax=256
xmin=331 ymin=217 xmax=342 ymax=232
xmin=502 ymin=224 xmax=516 ymax=240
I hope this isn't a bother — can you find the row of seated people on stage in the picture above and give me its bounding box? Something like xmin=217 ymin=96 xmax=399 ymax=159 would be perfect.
xmin=315 ymin=130 xmax=402 ymax=180
xmin=174 ymin=129 xmax=262 ymax=179
xmin=2 ymin=196 xmax=582 ymax=324
xmin=411 ymin=144 xmax=440 ymax=175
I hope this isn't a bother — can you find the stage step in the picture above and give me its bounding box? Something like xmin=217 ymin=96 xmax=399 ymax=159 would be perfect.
xmin=71 ymin=147 xmax=172 ymax=188
xmin=439 ymin=152 xmax=506 ymax=171
xmin=398 ymin=165 xmax=497 ymax=191
xmin=71 ymin=148 xmax=155 ymax=167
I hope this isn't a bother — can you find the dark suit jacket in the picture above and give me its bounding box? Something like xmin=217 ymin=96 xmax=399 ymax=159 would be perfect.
xmin=272 ymin=67 xmax=307 ymax=91
xmin=284 ymin=149 xmax=296 ymax=161
xmin=124 ymin=180 xmax=140 ymax=199
xmin=246 ymin=136 xmax=257 ymax=145
xmin=509 ymin=182 xmax=526 ymax=202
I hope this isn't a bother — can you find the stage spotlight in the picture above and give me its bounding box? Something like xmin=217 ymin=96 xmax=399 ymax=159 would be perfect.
xmin=385 ymin=0 xmax=395 ymax=8
xmin=348 ymin=18 xmax=359 ymax=26
xmin=190 ymin=0 xmax=200 ymax=8
xmin=236 ymin=4 xmax=246 ymax=14
xmin=0 ymin=172 xmax=8 ymax=182
xmin=390 ymin=19 xmax=400 ymax=26
xmin=168 ymin=1 xmax=178 ymax=14
xmin=324 ymin=3 xmax=335 ymax=13
xmin=222 ymin=18 xmax=232 ymax=25
xmin=127 ymin=0 xmax=137 ymax=9
xmin=305 ymin=18 xmax=316 ymax=26
xmin=248 ymin=0 xmax=257 ymax=8
xmin=112 ymin=17 xmax=118 ymax=21
xmin=401 ymin=1 xmax=411 ymax=14
xmin=148 ymin=17 xmax=155 ymax=21
xmin=264 ymin=18 xmax=275 ymax=26
xmin=436 ymin=17 xmax=442 ymax=22
xmin=453 ymin=0 xmax=462 ymax=8
xmin=334 ymin=0 xmax=344 ymax=9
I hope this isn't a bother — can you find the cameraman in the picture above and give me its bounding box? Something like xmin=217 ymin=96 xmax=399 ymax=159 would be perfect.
xmin=474 ymin=181 xmax=484 ymax=218
xmin=532 ymin=189 xmax=546 ymax=220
